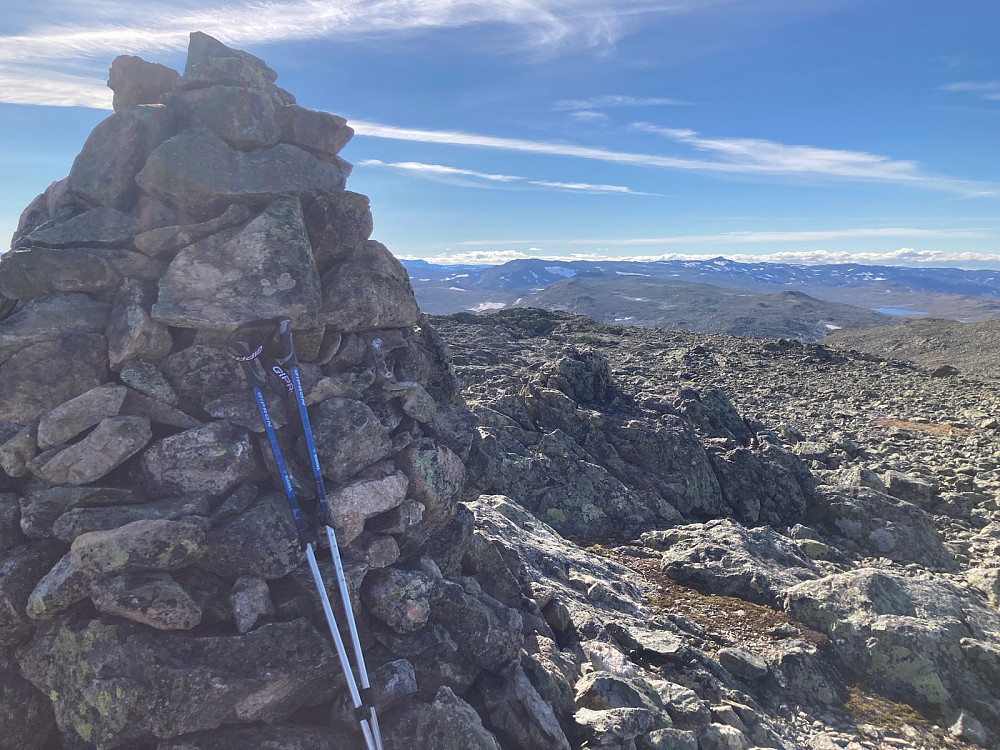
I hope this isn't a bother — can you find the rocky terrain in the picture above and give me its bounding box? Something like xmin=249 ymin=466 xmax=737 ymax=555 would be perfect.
xmin=824 ymin=318 xmax=1000 ymax=384
xmin=2 ymin=32 xmax=1000 ymax=750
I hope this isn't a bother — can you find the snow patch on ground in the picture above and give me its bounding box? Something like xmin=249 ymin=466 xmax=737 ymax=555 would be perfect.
xmin=473 ymin=302 xmax=508 ymax=311
xmin=545 ymin=266 xmax=577 ymax=277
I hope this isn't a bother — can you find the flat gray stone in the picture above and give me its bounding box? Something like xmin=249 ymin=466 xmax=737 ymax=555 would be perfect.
xmin=327 ymin=471 xmax=409 ymax=545
xmin=108 ymin=54 xmax=179 ymax=111
xmin=136 ymin=127 xmax=349 ymax=222
xmin=0 ymin=246 xmax=163 ymax=301
xmin=0 ymin=293 xmax=109 ymax=366
xmin=91 ymin=571 xmax=202 ymax=630
xmin=26 ymin=552 xmax=93 ymax=620
xmin=277 ymin=105 xmax=353 ymax=160
xmin=52 ymin=494 xmax=209 ymax=542
xmin=23 ymin=207 xmax=138 ymax=249
xmin=70 ymin=519 xmax=206 ymax=576
xmin=174 ymin=85 xmax=280 ymax=149
xmin=37 ymin=384 xmax=127 ymax=448
xmin=35 ymin=415 xmax=151 ymax=485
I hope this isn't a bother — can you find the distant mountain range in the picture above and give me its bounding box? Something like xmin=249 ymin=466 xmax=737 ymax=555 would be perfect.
xmin=403 ymin=257 xmax=1000 ymax=340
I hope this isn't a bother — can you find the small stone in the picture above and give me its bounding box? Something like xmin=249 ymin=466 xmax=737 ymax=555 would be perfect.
xmin=698 ymin=723 xmax=750 ymax=750
xmin=229 ymin=575 xmax=274 ymax=633
xmin=327 ymin=472 xmax=409 ymax=546
xmin=949 ymin=710 xmax=988 ymax=746
xmin=91 ymin=571 xmax=202 ymax=630
xmin=0 ymin=422 xmax=38 ymax=478
xmin=118 ymin=361 xmax=179 ymax=404
xmin=717 ymin=647 xmax=769 ymax=681
xmin=361 ymin=567 xmax=440 ymax=633
xmin=106 ymin=278 xmax=173 ymax=370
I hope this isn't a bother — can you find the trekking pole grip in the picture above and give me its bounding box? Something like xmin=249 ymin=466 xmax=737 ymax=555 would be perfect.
xmin=276 ymin=318 xmax=298 ymax=367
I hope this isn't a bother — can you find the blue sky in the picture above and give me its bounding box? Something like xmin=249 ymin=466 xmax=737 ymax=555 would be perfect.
xmin=1 ymin=0 xmax=999 ymax=268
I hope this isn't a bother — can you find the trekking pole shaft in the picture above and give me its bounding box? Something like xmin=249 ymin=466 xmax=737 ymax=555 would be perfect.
xmin=251 ymin=387 xmax=309 ymax=543
xmin=305 ymin=544 xmax=377 ymax=750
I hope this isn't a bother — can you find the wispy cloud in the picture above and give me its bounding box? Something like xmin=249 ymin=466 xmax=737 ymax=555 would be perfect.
xmin=359 ymin=158 xmax=657 ymax=195
xmin=942 ymin=81 xmax=1000 ymax=101
xmin=359 ymin=159 xmax=520 ymax=182
xmin=555 ymin=94 xmax=688 ymax=110
xmin=352 ymin=119 xmax=998 ymax=195
xmin=0 ymin=0 xmax=706 ymax=107
xmin=401 ymin=247 xmax=1000 ymax=269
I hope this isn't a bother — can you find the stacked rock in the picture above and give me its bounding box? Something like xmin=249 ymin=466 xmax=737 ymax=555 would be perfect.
xmin=0 ymin=32 xmax=502 ymax=750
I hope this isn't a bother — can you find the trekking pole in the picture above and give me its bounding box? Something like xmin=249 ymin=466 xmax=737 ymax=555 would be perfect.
xmin=228 ymin=333 xmax=379 ymax=750
xmin=274 ymin=319 xmax=385 ymax=750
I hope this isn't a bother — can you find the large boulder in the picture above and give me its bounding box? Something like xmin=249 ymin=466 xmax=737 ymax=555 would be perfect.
xmin=198 ymin=493 xmax=301 ymax=580
xmin=786 ymin=569 xmax=1000 ymax=725
xmin=18 ymin=617 xmax=339 ymax=748
xmin=108 ymin=54 xmax=179 ymax=111
xmin=19 ymin=207 xmax=139 ymax=249
xmin=136 ymin=127 xmax=350 ymax=222
xmin=152 ymin=195 xmax=322 ymax=331
xmin=659 ymin=520 xmax=820 ymax=607
xmin=33 ymin=415 xmax=152 ymax=485
xmin=0 ymin=246 xmax=162 ymax=301
xmin=304 ymin=191 xmax=372 ymax=275
xmin=0 ymin=672 xmax=61 ymax=750
xmin=0 ymin=333 xmax=108 ymax=424
xmin=137 ymin=420 xmax=257 ymax=497
xmin=306 ymin=398 xmax=392 ymax=484
xmin=0 ymin=293 xmax=109 ymax=365
xmin=321 ymin=240 xmax=419 ymax=332
xmin=70 ymin=519 xmax=206 ymax=576
xmin=66 ymin=104 xmax=179 ymax=211
xmin=173 ymin=85 xmax=281 ymax=150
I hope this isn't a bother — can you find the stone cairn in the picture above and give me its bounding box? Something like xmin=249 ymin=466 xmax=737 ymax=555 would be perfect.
xmin=0 ymin=33 xmax=516 ymax=750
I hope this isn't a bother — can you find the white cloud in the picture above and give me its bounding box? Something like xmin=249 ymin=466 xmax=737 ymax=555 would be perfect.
xmin=351 ymin=120 xmax=998 ymax=195
xmin=569 ymin=110 xmax=611 ymax=122
xmin=0 ymin=69 xmax=112 ymax=109
xmin=359 ymin=159 xmax=520 ymax=182
xmin=633 ymin=122 xmax=929 ymax=182
xmin=0 ymin=0 xmax=709 ymax=107
xmin=402 ymin=247 xmax=1000 ymax=269
xmin=555 ymin=94 xmax=687 ymax=110
xmin=942 ymin=81 xmax=1000 ymax=101
xmin=359 ymin=158 xmax=655 ymax=195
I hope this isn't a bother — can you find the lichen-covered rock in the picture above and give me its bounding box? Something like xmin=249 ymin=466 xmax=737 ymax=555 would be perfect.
xmin=0 ymin=422 xmax=38 ymax=478
xmin=0 ymin=246 xmax=163 ymax=301
xmin=382 ymin=688 xmax=501 ymax=750
xmin=396 ymin=439 xmax=465 ymax=533
xmin=321 ymin=240 xmax=419 ymax=332
xmin=882 ymin=470 xmax=937 ymax=508
xmin=0 ymin=541 xmax=62 ymax=645
xmin=326 ymin=471 xmax=409 ymax=545
xmin=66 ymin=103 xmax=179 ymax=210
xmin=361 ymin=567 xmax=441 ymax=633
xmin=673 ymin=387 xmax=753 ymax=444
xmin=198 ymin=493 xmax=300 ymax=580
xmin=785 ymin=568 xmax=1000 ymax=719
xmin=660 ymin=519 xmax=820 ymax=607
xmin=152 ymin=195 xmax=322 ymax=331
xmin=178 ymin=31 xmax=278 ymax=90
xmin=808 ymin=486 xmax=957 ymax=570
xmin=108 ymin=54 xmax=179 ymax=110
xmin=304 ymin=191 xmax=372 ymax=275
xmin=707 ymin=445 xmax=811 ymax=525
xmin=136 ymin=127 xmax=349 ymax=222
xmin=90 ymin=571 xmax=203 ymax=630
xmin=137 ymin=420 xmax=257 ymax=497
xmin=306 ymin=398 xmax=392 ymax=484
xmin=173 ymin=85 xmax=280 ymax=150
xmin=34 ymin=415 xmax=152 ymax=485
xmin=159 ymin=345 xmax=244 ymax=413
xmin=18 ymin=486 xmax=140 ymax=539
xmin=21 ymin=207 xmax=139 ymax=249
xmin=26 ymin=552 xmax=93 ymax=620
xmin=229 ymin=575 xmax=274 ymax=633
xmin=52 ymin=494 xmax=209 ymax=543
xmin=156 ymin=724 xmax=355 ymax=749
xmin=0 ymin=293 xmax=109 ymax=366
xmin=17 ymin=616 xmax=338 ymax=749
xmin=107 ymin=279 xmax=173 ymax=369
xmin=70 ymin=519 xmax=206 ymax=576
xmin=277 ymin=105 xmax=354 ymax=161
xmin=37 ymin=384 xmax=128 ymax=448
xmin=476 ymin=665 xmax=571 ymax=750
xmin=0 ymin=333 xmax=108 ymax=424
